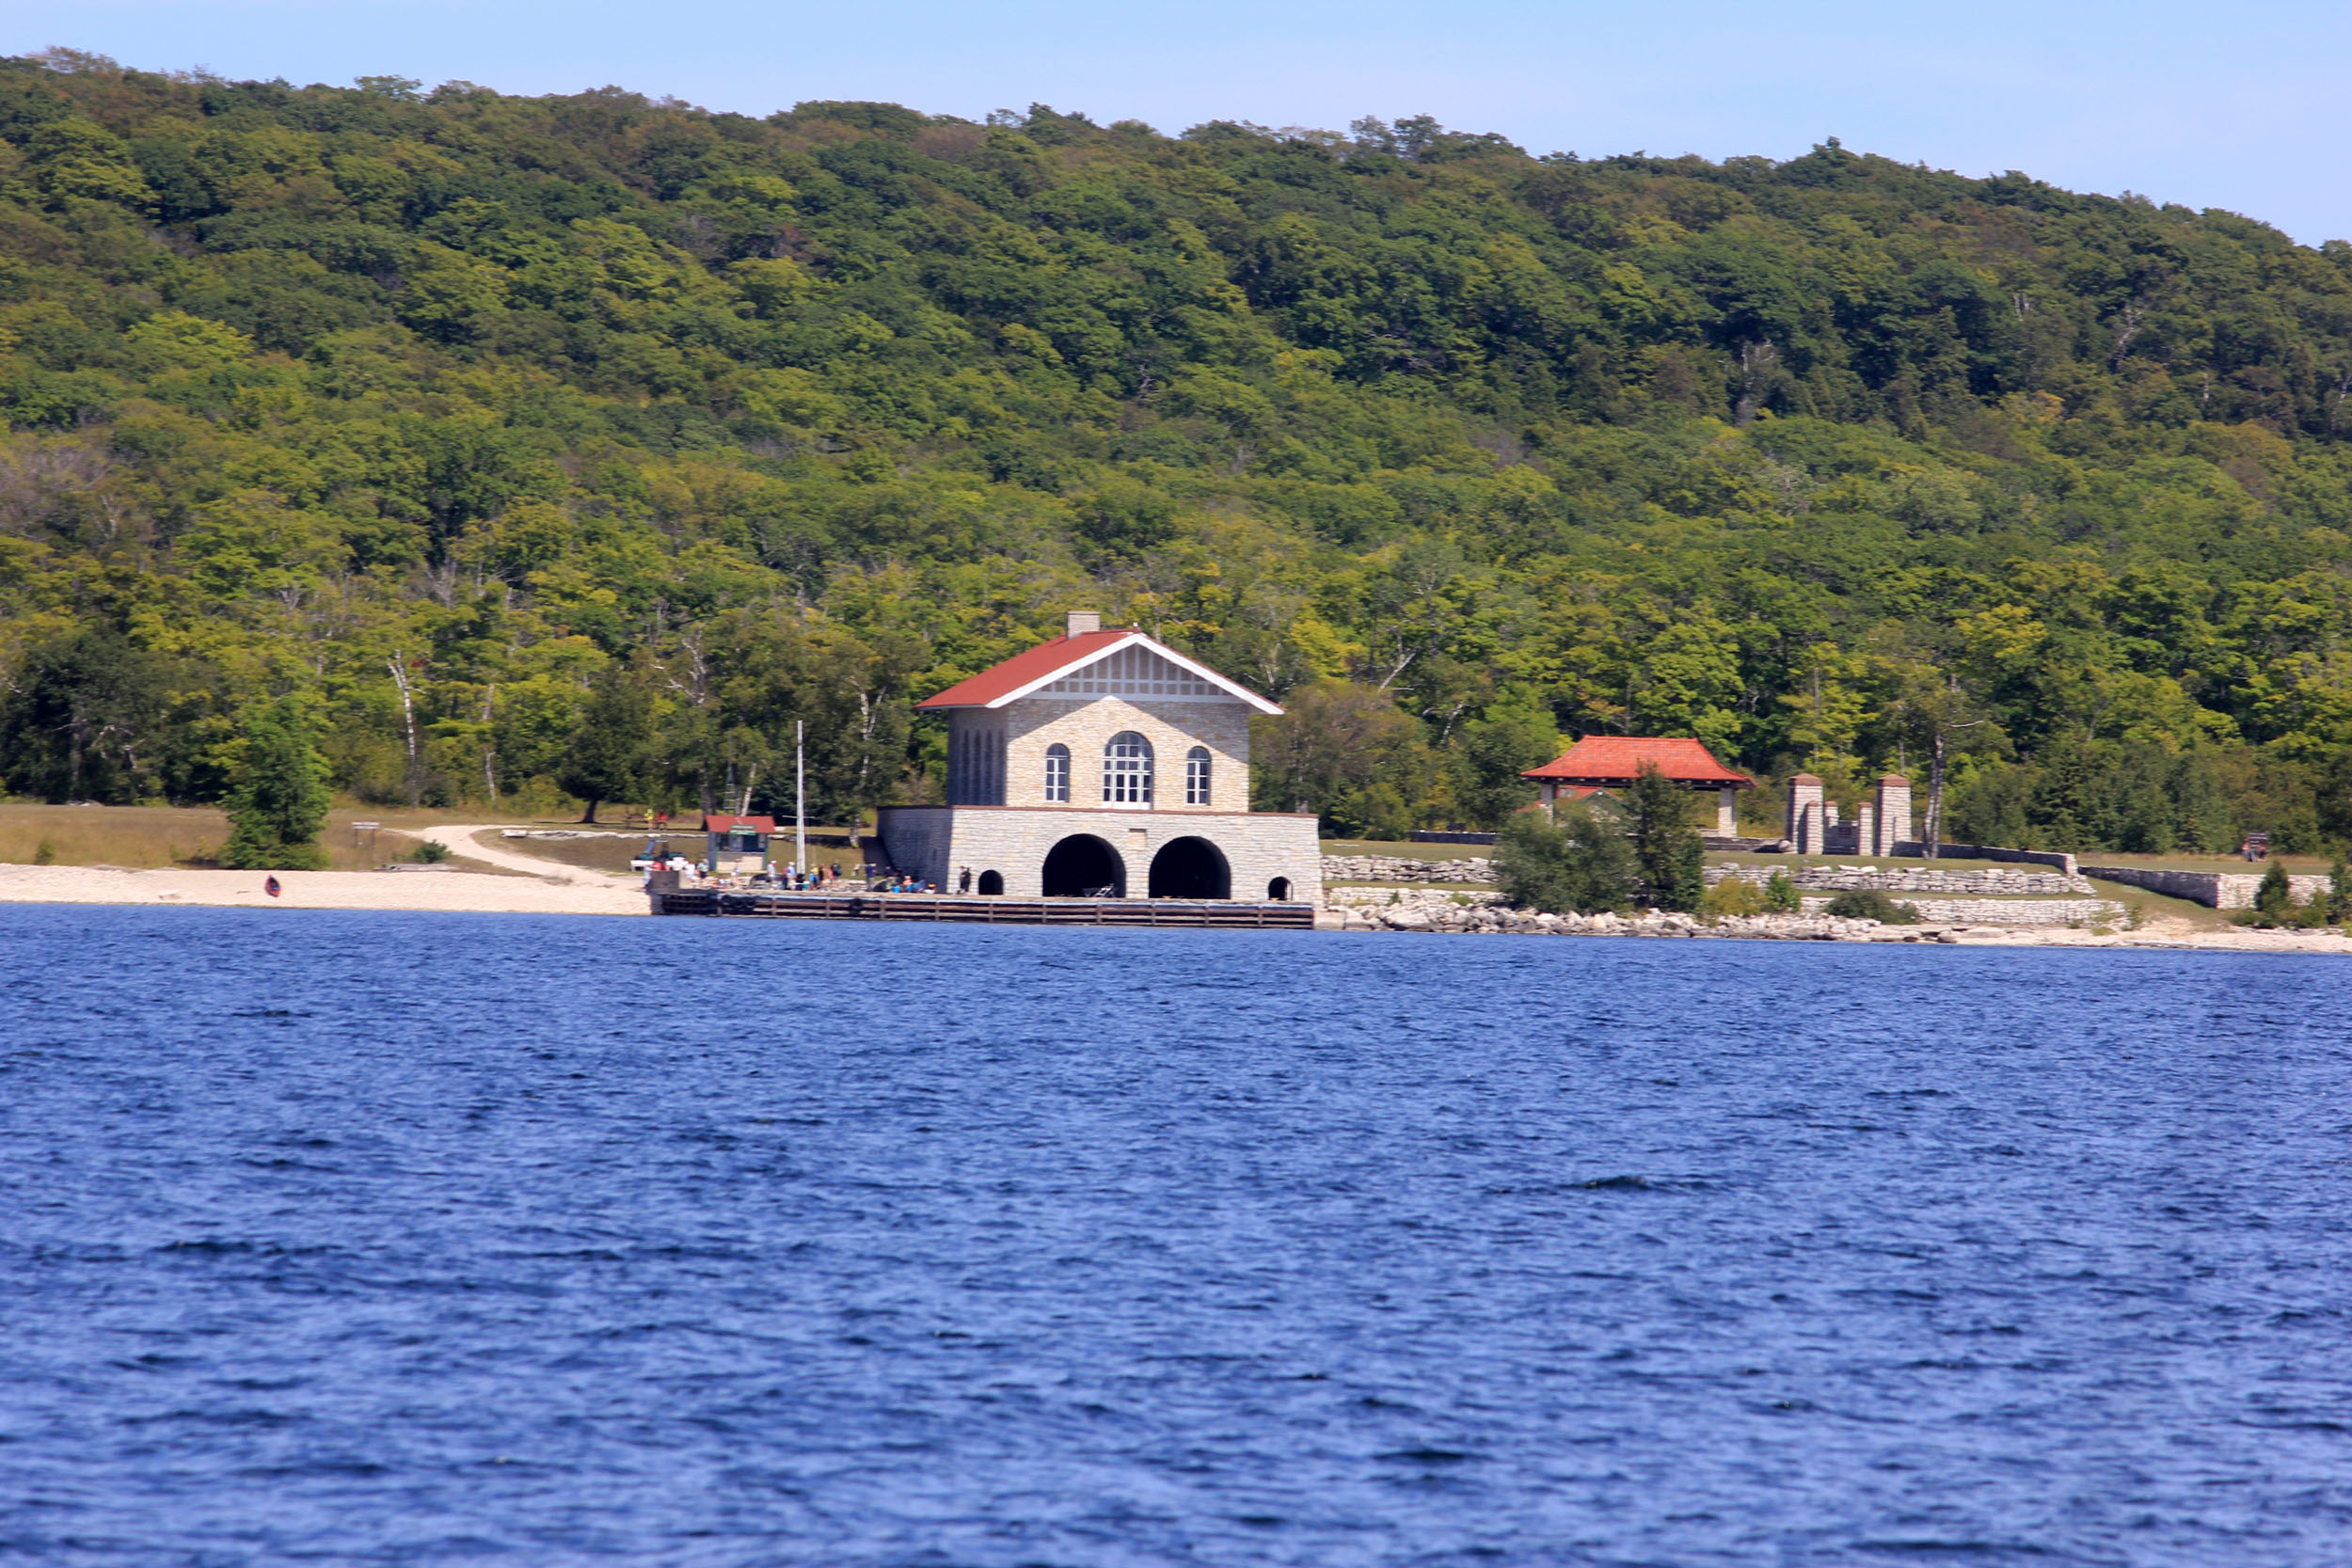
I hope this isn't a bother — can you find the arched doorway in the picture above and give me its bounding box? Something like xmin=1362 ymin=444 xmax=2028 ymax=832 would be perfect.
xmin=1267 ymin=877 xmax=1291 ymax=901
xmin=1149 ymin=836 xmax=1231 ymax=899
xmin=1042 ymin=834 xmax=1124 ymax=897
xmin=977 ymin=869 xmax=1003 ymax=895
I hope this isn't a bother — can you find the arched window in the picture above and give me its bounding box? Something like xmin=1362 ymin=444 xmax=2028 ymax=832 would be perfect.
xmin=1103 ymin=732 xmax=1153 ymax=804
xmin=1185 ymin=746 xmax=1212 ymax=805
xmin=1044 ymin=743 xmax=1070 ymax=802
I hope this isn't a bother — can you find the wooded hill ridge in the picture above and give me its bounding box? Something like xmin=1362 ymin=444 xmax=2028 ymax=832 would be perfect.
xmin=7 ymin=47 xmax=2352 ymax=852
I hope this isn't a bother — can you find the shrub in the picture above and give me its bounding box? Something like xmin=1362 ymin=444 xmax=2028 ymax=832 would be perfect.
xmin=1762 ymin=868 xmax=1802 ymax=912
xmin=2255 ymin=857 xmax=2295 ymax=921
xmin=411 ymin=838 xmax=451 ymax=863
xmin=1493 ymin=805 xmax=1634 ymax=914
xmin=1823 ymin=889 xmax=1922 ymax=924
xmin=32 ymin=838 xmax=52 ymax=865
xmin=1701 ymin=876 xmax=1766 ymax=917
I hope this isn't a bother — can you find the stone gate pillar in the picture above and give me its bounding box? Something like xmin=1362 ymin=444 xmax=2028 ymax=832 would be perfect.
xmin=1788 ymin=774 xmax=1824 ymax=852
xmin=1857 ymin=803 xmax=1877 ymax=859
xmin=1717 ymin=784 xmax=1739 ymax=836
xmin=1874 ymin=774 xmax=1914 ymax=855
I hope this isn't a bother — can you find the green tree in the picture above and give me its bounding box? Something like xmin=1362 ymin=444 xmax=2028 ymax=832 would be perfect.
xmin=1493 ymin=804 xmax=1634 ymax=914
xmin=559 ymin=662 xmax=656 ymax=824
xmin=0 ymin=627 xmax=172 ymax=804
xmin=1250 ymin=680 xmax=1428 ymax=831
xmin=1449 ymin=686 xmax=1561 ymax=828
xmin=220 ymin=698 xmax=332 ymax=870
xmin=1625 ymin=762 xmax=1705 ymax=911
xmin=2256 ymin=857 xmax=2296 ymax=922
xmin=1763 ymin=867 xmax=1802 ymax=911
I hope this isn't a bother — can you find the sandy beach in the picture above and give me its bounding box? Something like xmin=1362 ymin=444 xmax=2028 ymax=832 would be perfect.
xmin=0 ymin=827 xmax=649 ymax=917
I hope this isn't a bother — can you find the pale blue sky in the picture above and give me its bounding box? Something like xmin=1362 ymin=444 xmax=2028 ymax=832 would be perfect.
xmin=12 ymin=0 xmax=2348 ymax=245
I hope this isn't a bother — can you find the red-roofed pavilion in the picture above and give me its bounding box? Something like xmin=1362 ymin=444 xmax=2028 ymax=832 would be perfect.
xmin=1522 ymin=736 xmax=1754 ymax=835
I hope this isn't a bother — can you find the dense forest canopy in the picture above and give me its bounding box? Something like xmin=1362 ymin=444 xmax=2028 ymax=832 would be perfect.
xmin=8 ymin=47 xmax=2352 ymax=851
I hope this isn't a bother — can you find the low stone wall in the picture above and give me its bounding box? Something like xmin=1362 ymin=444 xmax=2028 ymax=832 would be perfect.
xmin=1893 ymin=841 xmax=2078 ymax=877
xmin=2081 ymin=865 xmax=2330 ymax=910
xmin=1709 ymin=863 xmax=2090 ymax=895
xmin=1322 ymin=854 xmax=1493 ymax=884
xmin=1798 ymin=895 xmax=2120 ymax=927
xmin=1326 ymin=883 xmax=2114 ymax=930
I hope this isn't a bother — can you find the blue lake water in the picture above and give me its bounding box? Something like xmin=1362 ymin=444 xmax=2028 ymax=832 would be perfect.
xmin=2 ymin=905 xmax=2348 ymax=1566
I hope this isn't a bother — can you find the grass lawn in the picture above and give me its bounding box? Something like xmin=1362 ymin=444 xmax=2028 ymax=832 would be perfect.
xmin=0 ymin=800 xmax=557 ymax=871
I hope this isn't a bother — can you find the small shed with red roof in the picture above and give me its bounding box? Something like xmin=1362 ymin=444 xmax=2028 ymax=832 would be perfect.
xmin=1522 ymin=736 xmax=1754 ymax=835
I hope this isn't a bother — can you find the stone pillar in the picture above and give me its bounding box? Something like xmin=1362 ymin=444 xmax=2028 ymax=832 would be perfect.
xmin=1788 ymin=773 xmax=1824 ymax=851
xmin=1798 ymin=802 xmax=1823 ymax=855
xmin=1717 ymin=784 xmax=1739 ymax=836
xmin=1825 ymin=801 xmax=1841 ymax=828
xmin=1857 ymin=803 xmax=1876 ymax=859
xmin=1874 ymin=774 xmax=1914 ymax=854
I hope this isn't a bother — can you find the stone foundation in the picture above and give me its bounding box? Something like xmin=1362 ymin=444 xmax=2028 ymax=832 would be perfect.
xmin=878 ymin=804 xmax=1322 ymax=903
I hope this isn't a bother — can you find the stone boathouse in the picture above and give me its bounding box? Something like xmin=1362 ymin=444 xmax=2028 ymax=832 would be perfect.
xmin=876 ymin=613 xmax=1324 ymax=904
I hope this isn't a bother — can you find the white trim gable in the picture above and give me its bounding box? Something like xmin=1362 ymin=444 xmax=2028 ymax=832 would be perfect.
xmin=989 ymin=633 xmax=1283 ymax=714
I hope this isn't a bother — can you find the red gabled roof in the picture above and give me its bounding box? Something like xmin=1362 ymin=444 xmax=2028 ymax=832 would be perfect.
xmin=920 ymin=629 xmax=1135 ymax=709
xmin=1521 ymin=736 xmax=1753 ymax=786
xmin=918 ymin=628 xmax=1282 ymax=713
xmin=703 ymin=815 xmax=778 ymax=833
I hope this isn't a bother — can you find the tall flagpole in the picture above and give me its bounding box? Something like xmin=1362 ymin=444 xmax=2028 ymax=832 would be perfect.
xmin=795 ymin=720 xmax=806 ymax=873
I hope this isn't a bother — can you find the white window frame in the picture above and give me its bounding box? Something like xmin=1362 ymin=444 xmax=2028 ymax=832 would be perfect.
xmin=1044 ymin=743 xmax=1070 ymax=802
xmin=1185 ymin=746 xmax=1212 ymax=806
xmin=1103 ymin=732 xmax=1153 ymax=806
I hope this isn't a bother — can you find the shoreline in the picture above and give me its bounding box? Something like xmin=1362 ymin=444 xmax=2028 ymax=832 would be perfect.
xmin=1316 ymin=902 xmax=2351 ymax=955
xmin=0 ymin=861 xmax=2343 ymax=954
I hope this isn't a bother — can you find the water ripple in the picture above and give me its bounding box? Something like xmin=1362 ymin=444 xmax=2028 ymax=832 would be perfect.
xmin=0 ymin=907 xmax=2346 ymax=1564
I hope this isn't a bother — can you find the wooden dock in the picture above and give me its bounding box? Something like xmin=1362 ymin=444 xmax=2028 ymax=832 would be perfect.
xmin=650 ymin=888 xmax=1314 ymax=929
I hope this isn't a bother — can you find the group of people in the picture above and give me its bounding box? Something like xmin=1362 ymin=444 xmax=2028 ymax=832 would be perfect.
xmin=875 ymin=872 xmax=936 ymax=894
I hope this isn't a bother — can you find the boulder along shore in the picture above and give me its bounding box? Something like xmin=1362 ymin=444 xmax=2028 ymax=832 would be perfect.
xmin=1318 ymin=888 xmax=2352 ymax=955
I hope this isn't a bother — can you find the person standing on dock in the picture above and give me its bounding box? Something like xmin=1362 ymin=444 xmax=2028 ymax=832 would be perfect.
xmin=959 ymin=865 xmax=972 ymax=894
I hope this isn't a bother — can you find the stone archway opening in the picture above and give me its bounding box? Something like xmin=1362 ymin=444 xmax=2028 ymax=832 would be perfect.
xmin=1042 ymin=834 xmax=1124 ymax=898
xmin=1149 ymin=835 xmax=1231 ymax=900
xmin=1267 ymin=877 xmax=1292 ymax=901
xmin=977 ymin=869 xmax=1004 ymax=895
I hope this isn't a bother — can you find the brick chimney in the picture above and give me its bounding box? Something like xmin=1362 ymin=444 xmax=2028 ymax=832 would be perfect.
xmin=1065 ymin=610 xmax=1101 ymax=638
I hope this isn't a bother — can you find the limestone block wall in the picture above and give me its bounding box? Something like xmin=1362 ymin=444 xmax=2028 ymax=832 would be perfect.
xmin=1322 ymin=855 xmax=1494 ymax=884
xmin=1797 ymin=895 xmax=2121 ymax=926
xmin=1708 ymin=864 xmax=2093 ymax=895
xmin=2080 ymin=865 xmax=2331 ymax=910
xmin=1893 ymin=842 xmax=2079 ymax=877
xmin=995 ymin=695 xmax=1252 ymax=813
xmin=877 ymin=805 xmax=1322 ymax=902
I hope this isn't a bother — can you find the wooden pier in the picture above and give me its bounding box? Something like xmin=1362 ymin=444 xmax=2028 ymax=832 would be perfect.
xmin=650 ymin=886 xmax=1314 ymax=929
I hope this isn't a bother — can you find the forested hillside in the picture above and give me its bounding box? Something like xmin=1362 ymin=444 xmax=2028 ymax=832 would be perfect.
xmin=8 ymin=48 xmax=2352 ymax=849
